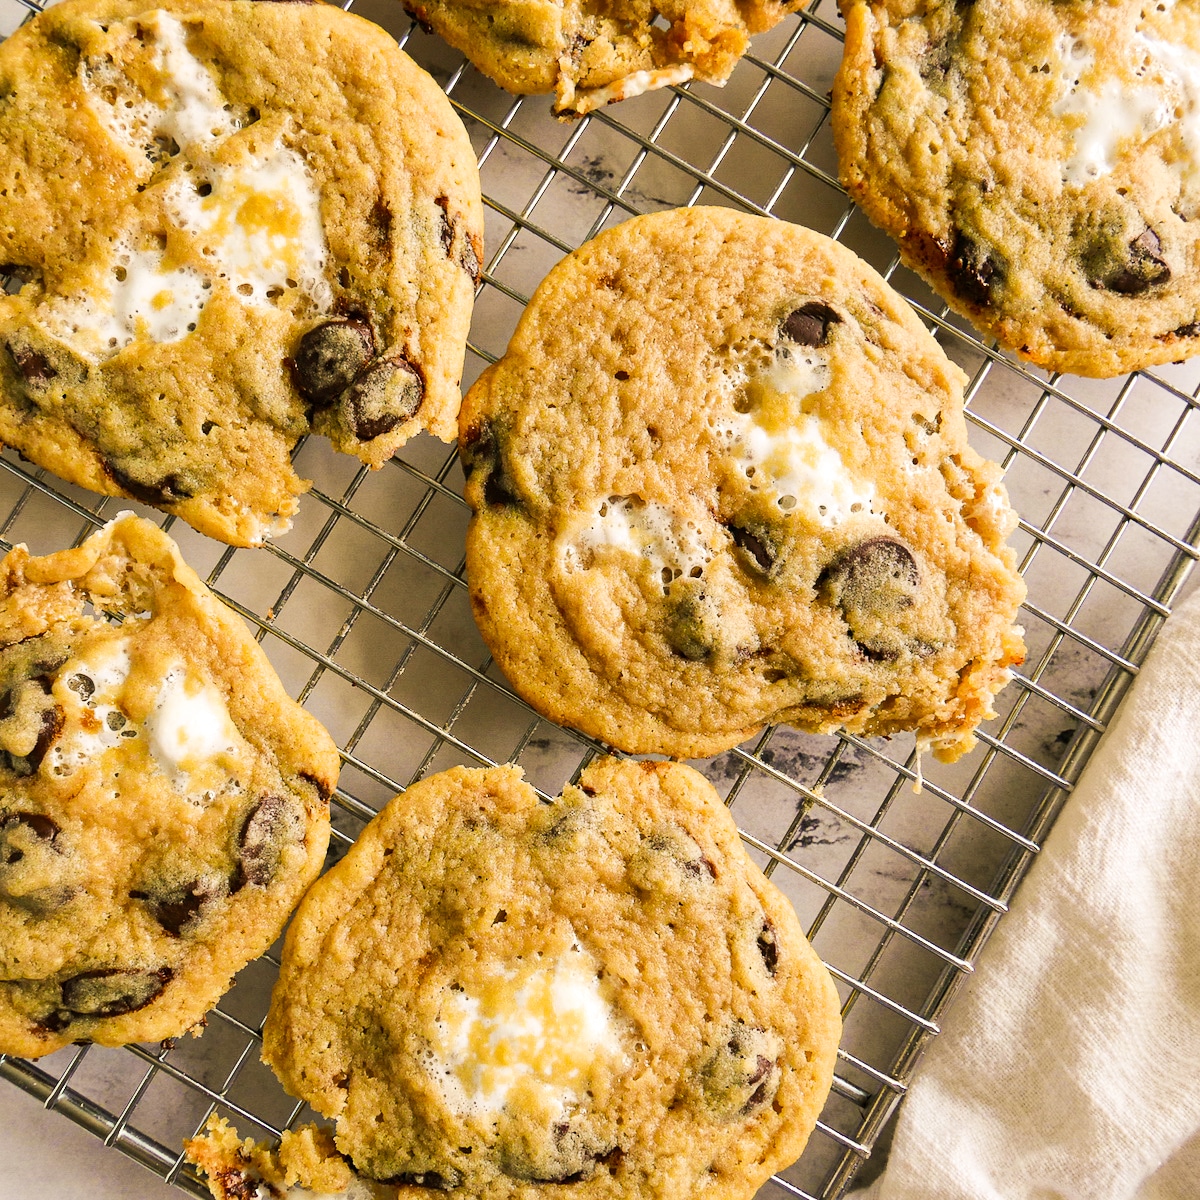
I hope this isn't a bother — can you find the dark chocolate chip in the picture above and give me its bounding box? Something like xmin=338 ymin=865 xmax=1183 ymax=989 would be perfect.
xmin=298 ymin=769 xmax=333 ymax=805
xmin=59 ymin=967 xmax=173 ymax=1017
xmin=34 ymin=1009 xmax=73 ymax=1034
xmin=699 ymin=1021 xmax=780 ymax=1122
xmin=66 ymin=673 xmax=95 ymax=702
xmin=292 ymin=318 xmax=376 ymax=406
xmin=231 ymin=795 xmax=303 ymax=892
xmin=818 ymin=538 xmax=918 ymax=616
xmin=212 ymin=1169 xmax=262 ymax=1200
xmin=1105 ymin=228 xmax=1171 ymax=295
xmin=102 ymin=463 xmax=195 ymax=507
xmin=781 ymin=302 xmax=842 ymax=348
xmin=757 ymin=920 xmax=778 ymax=975
xmin=460 ymin=421 xmax=520 ymax=509
xmin=683 ymin=855 xmax=717 ymax=881
xmin=5 ymin=342 xmax=56 ymax=384
xmin=343 ymin=355 xmax=423 ymax=442
xmin=665 ymin=593 xmax=713 ymax=661
xmin=726 ymin=522 xmax=776 ymax=575
xmin=946 ymin=231 xmax=998 ymax=306
xmin=370 ymin=197 xmax=394 ymax=243
xmin=133 ymin=880 xmax=217 ymax=936
xmin=0 ymin=812 xmax=60 ymax=863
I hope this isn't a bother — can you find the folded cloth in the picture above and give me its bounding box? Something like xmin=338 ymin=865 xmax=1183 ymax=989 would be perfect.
xmin=851 ymin=585 xmax=1200 ymax=1200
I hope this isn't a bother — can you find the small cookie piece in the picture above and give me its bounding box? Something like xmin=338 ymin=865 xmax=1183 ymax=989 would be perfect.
xmin=186 ymin=1116 xmax=369 ymax=1200
xmin=832 ymin=0 xmax=1200 ymax=377
xmin=0 ymin=514 xmax=338 ymax=1056
xmin=400 ymin=0 xmax=801 ymax=115
xmin=460 ymin=207 xmax=1026 ymax=762
xmin=261 ymin=758 xmax=841 ymax=1199
xmin=0 ymin=0 xmax=483 ymax=545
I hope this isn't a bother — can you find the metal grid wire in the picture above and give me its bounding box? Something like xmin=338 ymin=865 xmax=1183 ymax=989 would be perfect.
xmin=3 ymin=0 xmax=1200 ymax=1195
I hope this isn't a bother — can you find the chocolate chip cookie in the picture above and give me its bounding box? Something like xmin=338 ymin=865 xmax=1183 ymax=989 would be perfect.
xmin=259 ymin=758 xmax=840 ymax=1200
xmin=833 ymin=0 xmax=1200 ymax=377
xmin=401 ymin=0 xmax=802 ymax=115
xmin=459 ymin=206 xmax=1026 ymax=763
xmin=0 ymin=0 xmax=483 ymax=546
xmin=0 ymin=514 xmax=338 ymax=1057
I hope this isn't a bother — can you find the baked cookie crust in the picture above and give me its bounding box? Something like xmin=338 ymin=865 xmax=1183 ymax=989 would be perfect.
xmin=460 ymin=206 xmax=1026 ymax=762
xmin=0 ymin=514 xmax=338 ymax=1056
xmin=260 ymin=758 xmax=841 ymax=1199
xmin=0 ymin=0 xmax=482 ymax=545
xmin=833 ymin=0 xmax=1200 ymax=377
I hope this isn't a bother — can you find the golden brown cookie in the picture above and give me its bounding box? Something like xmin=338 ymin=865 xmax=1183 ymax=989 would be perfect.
xmin=459 ymin=206 xmax=1026 ymax=762
xmin=259 ymin=758 xmax=840 ymax=1199
xmin=0 ymin=0 xmax=482 ymax=545
xmin=0 ymin=514 xmax=338 ymax=1056
xmin=833 ymin=0 xmax=1200 ymax=377
xmin=401 ymin=0 xmax=801 ymax=115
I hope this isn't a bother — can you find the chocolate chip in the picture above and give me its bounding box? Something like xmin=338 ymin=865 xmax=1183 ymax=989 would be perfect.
xmin=781 ymin=302 xmax=842 ymax=348
xmin=5 ymin=341 xmax=56 ymax=384
xmin=757 ymin=920 xmax=778 ymax=975
xmin=665 ymin=592 xmax=713 ymax=661
xmin=460 ymin=421 xmax=521 ymax=508
xmin=132 ymin=880 xmax=218 ymax=936
xmin=0 ymin=812 xmax=60 ymax=862
xmin=298 ymin=769 xmax=333 ymax=805
xmin=231 ymin=795 xmax=303 ymax=891
xmin=435 ymin=196 xmax=483 ymax=283
xmin=726 ymin=522 xmax=776 ymax=576
xmin=630 ymin=827 xmax=716 ymax=895
xmin=59 ymin=966 xmax=173 ymax=1017
xmin=698 ymin=1022 xmax=781 ymax=1123
xmin=1104 ymin=228 xmax=1171 ymax=295
xmin=102 ymin=462 xmax=195 ymax=507
xmin=343 ymin=355 xmax=423 ymax=442
xmin=946 ymin=231 xmax=999 ymax=306
xmin=212 ymin=1169 xmax=262 ymax=1200
xmin=292 ymin=318 xmax=376 ymax=406
xmin=817 ymin=537 xmax=921 ymax=659
xmin=0 ymin=675 xmax=64 ymax=775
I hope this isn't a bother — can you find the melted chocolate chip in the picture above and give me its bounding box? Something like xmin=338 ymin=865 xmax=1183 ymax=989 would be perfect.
xmin=0 ymin=812 xmax=60 ymax=862
xmin=726 ymin=522 xmax=776 ymax=575
xmin=132 ymin=880 xmax=216 ymax=936
xmin=5 ymin=341 xmax=56 ymax=384
xmin=817 ymin=537 xmax=922 ymax=661
xmin=344 ymin=355 xmax=423 ymax=442
xmin=59 ymin=966 xmax=173 ymax=1017
xmin=757 ymin=920 xmax=778 ymax=975
xmin=1105 ymin=228 xmax=1171 ymax=295
xmin=213 ymin=1169 xmax=262 ymax=1200
xmin=298 ymin=769 xmax=333 ymax=805
xmin=103 ymin=463 xmax=195 ymax=507
xmin=699 ymin=1021 xmax=780 ymax=1122
xmin=946 ymin=231 xmax=998 ymax=306
xmin=460 ymin=421 xmax=521 ymax=508
xmin=665 ymin=593 xmax=713 ymax=661
xmin=781 ymin=302 xmax=842 ymax=348
xmin=231 ymin=795 xmax=303 ymax=892
xmin=292 ymin=318 xmax=376 ymax=406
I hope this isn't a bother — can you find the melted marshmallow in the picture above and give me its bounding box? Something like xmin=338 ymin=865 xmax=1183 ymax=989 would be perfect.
xmin=46 ymin=638 xmax=138 ymax=777
xmin=36 ymin=239 xmax=209 ymax=360
xmin=167 ymin=149 xmax=332 ymax=310
xmin=426 ymin=953 xmax=622 ymax=1120
xmin=714 ymin=348 xmax=874 ymax=525
xmin=1054 ymin=29 xmax=1200 ymax=185
xmin=83 ymin=11 xmax=240 ymax=160
xmin=144 ymin=669 xmax=238 ymax=790
xmin=563 ymin=495 xmax=718 ymax=588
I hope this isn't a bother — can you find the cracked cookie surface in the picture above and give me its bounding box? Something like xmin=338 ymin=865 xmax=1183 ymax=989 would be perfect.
xmin=0 ymin=0 xmax=482 ymax=545
xmin=400 ymin=0 xmax=800 ymax=115
xmin=259 ymin=757 xmax=840 ymax=1200
xmin=459 ymin=206 xmax=1026 ymax=762
xmin=833 ymin=0 xmax=1200 ymax=377
xmin=0 ymin=514 xmax=338 ymax=1056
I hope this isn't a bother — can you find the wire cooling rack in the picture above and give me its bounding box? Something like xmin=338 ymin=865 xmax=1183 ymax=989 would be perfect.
xmin=3 ymin=0 xmax=1200 ymax=1195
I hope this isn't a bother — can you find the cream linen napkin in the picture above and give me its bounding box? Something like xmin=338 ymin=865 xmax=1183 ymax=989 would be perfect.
xmin=852 ymin=585 xmax=1200 ymax=1200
